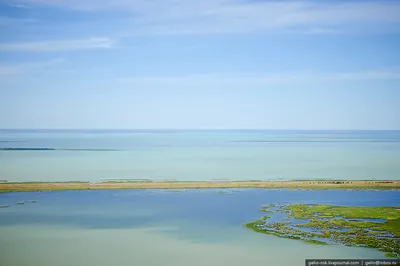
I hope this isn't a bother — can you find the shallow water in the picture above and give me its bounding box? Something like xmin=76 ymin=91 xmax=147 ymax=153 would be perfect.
xmin=1 ymin=130 xmax=400 ymax=182
xmin=0 ymin=189 xmax=398 ymax=266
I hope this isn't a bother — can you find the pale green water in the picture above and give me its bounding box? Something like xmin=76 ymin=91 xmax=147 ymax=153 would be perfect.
xmin=1 ymin=131 xmax=398 ymax=266
xmin=1 ymin=189 xmax=395 ymax=266
xmin=0 ymin=225 xmax=385 ymax=266
xmin=1 ymin=130 xmax=399 ymax=182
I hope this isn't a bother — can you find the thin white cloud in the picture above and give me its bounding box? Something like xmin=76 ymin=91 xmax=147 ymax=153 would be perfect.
xmin=118 ymin=69 xmax=400 ymax=85
xmin=8 ymin=0 xmax=400 ymax=35
xmin=295 ymin=28 xmax=342 ymax=35
xmin=0 ymin=37 xmax=116 ymax=52
xmin=9 ymin=3 xmax=31 ymax=9
xmin=0 ymin=58 xmax=64 ymax=75
xmin=327 ymin=70 xmax=400 ymax=81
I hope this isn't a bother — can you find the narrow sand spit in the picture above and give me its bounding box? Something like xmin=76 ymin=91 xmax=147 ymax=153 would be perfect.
xmin=0 ymin=180 xmax=399 ymax=192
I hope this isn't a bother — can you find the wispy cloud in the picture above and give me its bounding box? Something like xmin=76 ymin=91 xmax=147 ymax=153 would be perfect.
xmin=118 ymin=69 xmax=400 ymax=85
xmin=325 ymin=69 xmax=400 ymax=81
xmin=0 ymin=58 xmax=64 ymax=75
xmin=0 ymin=37 xmax=116 ymax=52
xmin=9 ymin=0 xmax=400 ymax=35
xmin=9 ymin=3 xmax=31 ymax=9
xmin=295 ymin=28 xmax=342 ymax=35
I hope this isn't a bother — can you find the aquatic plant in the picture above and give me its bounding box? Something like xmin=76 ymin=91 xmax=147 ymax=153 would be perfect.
xmin=244 ymin=204 xmax=400 ymax=258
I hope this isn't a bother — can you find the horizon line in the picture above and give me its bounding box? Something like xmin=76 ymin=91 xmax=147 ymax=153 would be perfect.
xmin=1 ymin=128 xmax=400 ymax=131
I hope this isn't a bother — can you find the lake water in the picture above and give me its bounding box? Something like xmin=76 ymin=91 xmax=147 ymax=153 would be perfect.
xmin=1 ymin=189 xmax=398 ymax=266
xmin=1 ymin=129 xmax=400 ymax=182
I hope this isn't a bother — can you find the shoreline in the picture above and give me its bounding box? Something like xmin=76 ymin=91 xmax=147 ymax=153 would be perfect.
xmin=1 ymin=180 xmax=399 ymax=193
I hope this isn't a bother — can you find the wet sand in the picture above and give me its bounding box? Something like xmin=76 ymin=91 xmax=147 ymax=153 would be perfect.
xmin=0 ymin=180 xmax=399 ymax=192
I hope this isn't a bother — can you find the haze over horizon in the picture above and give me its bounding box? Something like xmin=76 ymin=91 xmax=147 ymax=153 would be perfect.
xmin=1 ymin=0 xmax=399 ymax=130
xmin=1 ymin=128 xmax=400 ymax=131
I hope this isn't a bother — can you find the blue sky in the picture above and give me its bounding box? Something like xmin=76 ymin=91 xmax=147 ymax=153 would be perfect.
xmin=0 ymin=0 xmax=399 ymax=129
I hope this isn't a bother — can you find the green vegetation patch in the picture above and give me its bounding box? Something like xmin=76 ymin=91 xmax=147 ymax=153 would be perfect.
xmin=244 ymin=204 xmax=400 ymax=258
xmin=286 ymin=204 xmax=400 ymax=220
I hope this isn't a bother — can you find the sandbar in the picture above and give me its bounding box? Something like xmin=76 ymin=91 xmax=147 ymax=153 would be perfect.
xmin=0 ymin=180 xmax=399 ymax=193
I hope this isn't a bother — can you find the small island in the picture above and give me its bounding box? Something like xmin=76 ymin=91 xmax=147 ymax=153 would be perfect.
xmin=244 ymin=204 xmax=400 ymax=258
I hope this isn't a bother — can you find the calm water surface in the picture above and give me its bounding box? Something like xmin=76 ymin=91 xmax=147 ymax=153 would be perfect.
xmin=0 ymin=189 xmax=399 ymax=266
xmin=1 ymin=129 xmax=399 ymax=182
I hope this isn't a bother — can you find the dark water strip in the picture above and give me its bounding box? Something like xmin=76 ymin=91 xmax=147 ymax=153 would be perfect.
xmin=0 ymin=148 xmax=121 ymax=151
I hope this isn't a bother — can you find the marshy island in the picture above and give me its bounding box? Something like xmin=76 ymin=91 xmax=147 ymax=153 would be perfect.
xmin=244 ymin=204 xmax=400 ymax=259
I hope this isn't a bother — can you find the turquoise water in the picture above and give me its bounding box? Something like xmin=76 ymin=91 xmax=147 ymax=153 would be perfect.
xmin=0 ymin=189 xmax=398 ymax=266
xmin=1 ymin=130 xmax=400 ymax=182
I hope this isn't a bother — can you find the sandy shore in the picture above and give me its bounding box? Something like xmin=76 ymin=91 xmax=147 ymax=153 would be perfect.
xmin=0 ymin=180 xmax=399 ymax=192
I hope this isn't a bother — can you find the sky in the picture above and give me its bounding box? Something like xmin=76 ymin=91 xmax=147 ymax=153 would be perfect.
xmin=0 ymin=0 xmax=399 ymax=130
